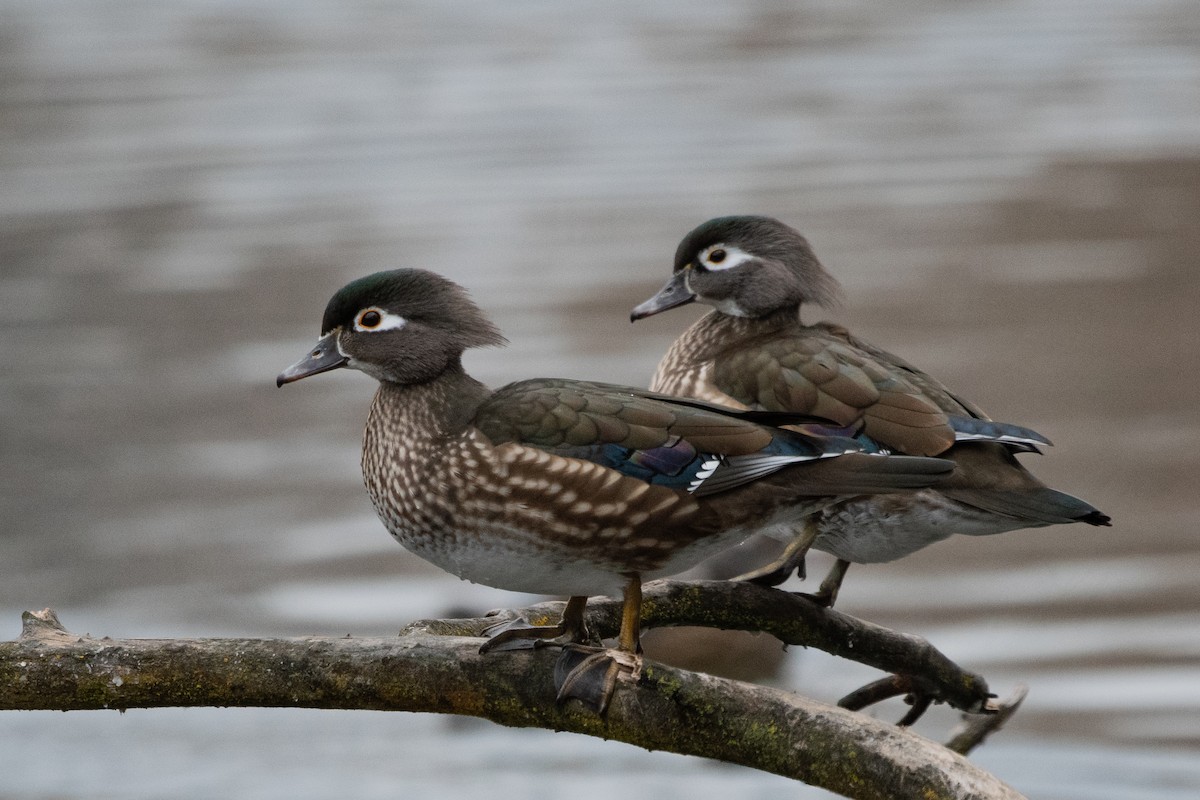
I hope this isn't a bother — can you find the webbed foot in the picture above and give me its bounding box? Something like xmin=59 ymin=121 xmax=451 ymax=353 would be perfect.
xmin=794 ymin=587 xmax=836 ymax=608
xmin=554 ymin=644 xmax=643 ymax=714
xmin=479 ymin=617 xmax=566 ymax=653
xmin=839 ymin=673 xmax=976 ymax=727
xmin=480 ymin=578 xmax=646 ymax=716
xmin=478 ymin=596 xmax=590 ymax=654
xmin=732 ymin=520 xmax=817 ymax=587
xmin=733 ymin=554 xmax=806 ymax=586
xmin=793 ymin=558 xmax=850 ymax=608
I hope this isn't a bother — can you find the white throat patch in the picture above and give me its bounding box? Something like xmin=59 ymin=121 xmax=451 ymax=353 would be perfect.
xmin=683 ymin=269 xmax=750 ymax=317
xmin=711 ymin=297 xmax=750 ymax=317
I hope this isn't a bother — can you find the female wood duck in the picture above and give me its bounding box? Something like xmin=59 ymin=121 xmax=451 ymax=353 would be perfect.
xmin=277 ymin=268 xmax=954 ymax=712
xmin=632 ymin=215 xmax=1111 ymax=606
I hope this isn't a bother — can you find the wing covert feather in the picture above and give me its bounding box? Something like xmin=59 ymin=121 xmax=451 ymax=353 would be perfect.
xmin=473 ymin=378 xmax=880 ymax=496
xmin=710 ymin=331 xmax=956 ymax=455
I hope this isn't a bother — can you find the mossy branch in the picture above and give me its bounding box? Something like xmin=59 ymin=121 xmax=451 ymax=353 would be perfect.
xmin=1 ymin=582 xmax=1025 ymax=800
xmin=456 ymin=579 xmax=994 ymax=715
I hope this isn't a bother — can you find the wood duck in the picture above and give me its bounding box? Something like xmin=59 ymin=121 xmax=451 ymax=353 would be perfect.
xmin=632 ymin=215 xmax=1111 ymax=606
xmin=277 ymin=268 xmax=954 ymax=712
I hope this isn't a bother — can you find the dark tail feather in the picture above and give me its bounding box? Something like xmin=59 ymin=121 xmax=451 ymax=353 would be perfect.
xmin=1078 ymin=509 xmax=1113 ymax=527
xmin=944 ymin=486 xmax=1110 ymax=527
xmin=780 ymin=453 xmax=954 ymax=497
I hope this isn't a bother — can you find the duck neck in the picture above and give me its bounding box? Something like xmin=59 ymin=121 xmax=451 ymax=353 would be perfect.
xmin=669 ymin=306 xmax=802 ymax=366
xmin=365 ymin=360 xmax=491 ymax=451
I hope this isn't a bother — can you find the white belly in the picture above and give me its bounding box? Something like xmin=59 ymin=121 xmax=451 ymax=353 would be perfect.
xmin=385 ymin=517 xmax=754 ymax=599
xmin=765 ymin=490 xmax=1034 ymax=564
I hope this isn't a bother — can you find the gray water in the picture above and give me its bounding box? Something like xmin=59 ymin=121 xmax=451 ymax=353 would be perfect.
xmin=2 ymin=1 xmax=1199 ymax=798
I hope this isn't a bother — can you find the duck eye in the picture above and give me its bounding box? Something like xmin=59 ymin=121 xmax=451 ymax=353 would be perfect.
xmin=698 ymin=244 xmax=748 ymax=272
xmin=353 ymin=307 xmax=407 ymax=332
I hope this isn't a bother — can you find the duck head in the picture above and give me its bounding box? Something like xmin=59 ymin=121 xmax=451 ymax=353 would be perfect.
xmin=631 ymin=215 xmax=841 ymax=321
xmin=277 ymin=269 xmax=506 ymax=387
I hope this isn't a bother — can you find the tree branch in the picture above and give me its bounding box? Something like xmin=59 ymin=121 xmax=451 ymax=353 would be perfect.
xmin=1 ymin=584 xmax=1025 ymax=800
xmin=455 ymin=579 xmax=995 ymax=716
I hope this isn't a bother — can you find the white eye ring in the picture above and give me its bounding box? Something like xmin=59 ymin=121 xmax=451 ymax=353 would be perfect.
xmin=699 ymin=244 xmax=753 ymax=271
xmin=354 ymin=307 xmax=407 ymax=332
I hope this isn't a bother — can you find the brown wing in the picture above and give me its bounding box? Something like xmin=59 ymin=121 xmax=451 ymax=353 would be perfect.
xmin=706 ymin=327 xmax=958 ymax=456
xmin=474 ymin=378 xmax=780 ymax=455
xmin=817 ymin=322 xmax=993 ymax=420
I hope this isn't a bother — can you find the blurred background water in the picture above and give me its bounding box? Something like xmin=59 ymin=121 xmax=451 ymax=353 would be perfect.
xmin=2 ymin=1 xmax=1199 ymax=798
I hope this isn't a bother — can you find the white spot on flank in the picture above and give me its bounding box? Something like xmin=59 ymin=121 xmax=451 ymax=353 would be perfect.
xmin=688 ymin=456 xmax=722 ymax=493
xmin=648 ymin=495 xmax=678 ymax=514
